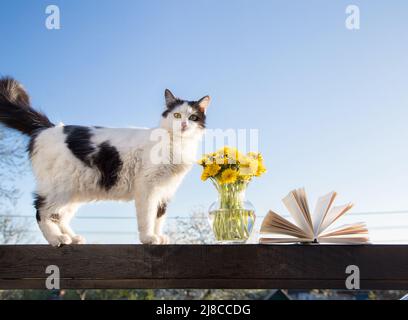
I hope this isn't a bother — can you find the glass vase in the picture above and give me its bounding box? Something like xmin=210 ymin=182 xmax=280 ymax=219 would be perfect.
xmin=208 ymin=181 xmax=256 ymax=244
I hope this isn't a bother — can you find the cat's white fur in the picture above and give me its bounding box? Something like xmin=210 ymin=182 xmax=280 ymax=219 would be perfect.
xmin=32 ymin=98 xmax=210 ymax=246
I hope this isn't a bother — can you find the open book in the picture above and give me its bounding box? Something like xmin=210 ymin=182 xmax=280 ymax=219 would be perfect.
xmin=260 ymin=188 xmax=369 ymax=244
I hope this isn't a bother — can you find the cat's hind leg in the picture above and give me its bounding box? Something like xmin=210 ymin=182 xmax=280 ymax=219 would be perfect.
xmin=58 ymin=204 xmax=86 ymax=244
xmin=34 ymin=194 xmax=72 ymax=247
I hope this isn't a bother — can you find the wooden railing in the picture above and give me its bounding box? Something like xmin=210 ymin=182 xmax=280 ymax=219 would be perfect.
xmin=0 ymin=244 xmax=407 ymax=289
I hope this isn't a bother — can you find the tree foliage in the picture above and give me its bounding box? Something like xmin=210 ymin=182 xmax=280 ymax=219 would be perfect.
xmin=0 ymin=126 xmax=30 ymax=244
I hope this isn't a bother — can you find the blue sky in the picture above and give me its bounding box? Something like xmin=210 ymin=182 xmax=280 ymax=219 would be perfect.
xmin=1 ymin=0 xmax=407 ymax=243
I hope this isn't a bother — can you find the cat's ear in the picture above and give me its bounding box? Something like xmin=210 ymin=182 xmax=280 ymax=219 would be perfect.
xmin=197 ymin=95 xmax=211 ymax=113
xmin=165 ymin=89 xmax=177 ymax=107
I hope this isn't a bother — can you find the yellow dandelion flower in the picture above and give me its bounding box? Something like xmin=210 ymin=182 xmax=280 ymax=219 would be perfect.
xmin=198 ymin=153 xmax=216 ymax=166
xmin=213 ymin=146 xmax=241 ymax=165
xmin=220 ymin=168 xmax=238 ymax=184
xmin=247 ymin=152 xmax=263 ymax=162
xmin=213 ymin=151 xmax=225 ymax=165
xmin=255 ymin=161 xmax=267 ymax=177
xmin=205 ymin=163 xmax=221 ymax=177
xmin=229 ymin=150 xmax=242 ymax=164
xmin=240 ymin=174 xmax=252 ymax=182
xmin=239 ymin=158 xmax=259 ymax=176
xmin=201 ymin=171 xmax=209 ymax=181
xmin=237 ymin=153 xmax=249 ymax=164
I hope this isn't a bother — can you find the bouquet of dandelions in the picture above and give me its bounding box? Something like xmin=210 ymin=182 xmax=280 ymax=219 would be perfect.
xmin=198 ymin=147 xmax=266 ymax=243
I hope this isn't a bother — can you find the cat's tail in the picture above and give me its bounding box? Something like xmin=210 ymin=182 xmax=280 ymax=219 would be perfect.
xmin=0 ymin=76 xmax=54 ymax=136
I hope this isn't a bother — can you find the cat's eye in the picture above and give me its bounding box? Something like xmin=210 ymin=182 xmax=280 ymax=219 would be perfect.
xmin=173 ymin=113 xmax=182 ymax=119
xmin=189 ymin=115 xmax=199 ymax=121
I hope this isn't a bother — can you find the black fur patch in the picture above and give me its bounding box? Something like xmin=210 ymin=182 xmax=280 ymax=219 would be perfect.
xmin=64 ymin=126 xmax=122 ymax=190
xmin=33 ymin=193 xmax=46 ymax=222
xmin=63 ymin=125 xmax=95 ymax=166
xmin=93 ymin=142 xmax=123 ymax=190
xmin=161 ymin=99 xmax=184 ymax=118
xmin=187 ymin=101 xmax=206 ymax=129
xmin=157 ymin=202 xmax=167 ymax=218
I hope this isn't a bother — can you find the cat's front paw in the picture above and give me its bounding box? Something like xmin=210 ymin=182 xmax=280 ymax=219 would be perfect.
xmin=71 ymin=235 xmax=86 ymax=244
xmin=159 ymin=234 xmax=170 ymax=244
xmin=140 ymin=234 xmax=161 ymax=244
xmin=49 ymin=234 xmax=72 ymax=247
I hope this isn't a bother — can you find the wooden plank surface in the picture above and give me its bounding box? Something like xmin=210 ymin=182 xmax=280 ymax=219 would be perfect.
xmin=0 ymin=244 xmax=407 ymax=289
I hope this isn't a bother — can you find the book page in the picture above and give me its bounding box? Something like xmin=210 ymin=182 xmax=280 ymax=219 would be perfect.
xmin=283 ymin=191 xmax=314 ymax=237
xmin=260 ymin=210 xmax=311 ymax=238
xmin=318 ymin=203 xmax=354 ymax=233
xmin=259 ymin=237 xmax=314 ymax=244
xmin=317 ymin=236 xmax=369 ymax=244
xmin=312 ymin=191 xmax=337 ymax=236
xmin=318 ymin=222 xmax=368 ymax=238
xmin=294 ymin=188 xmax=313 ymax=230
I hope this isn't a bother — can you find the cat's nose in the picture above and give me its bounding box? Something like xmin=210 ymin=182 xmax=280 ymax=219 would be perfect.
xmin=181 ymin=121 xmax=188 ymax=130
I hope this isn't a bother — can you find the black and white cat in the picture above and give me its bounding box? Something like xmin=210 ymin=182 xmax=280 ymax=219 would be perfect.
xmin=0 ymin=77 xmax=210 ymax=246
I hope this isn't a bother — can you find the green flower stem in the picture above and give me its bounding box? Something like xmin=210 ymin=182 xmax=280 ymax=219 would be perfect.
xmin=210 ymin=180 xmax=255 ymax=242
